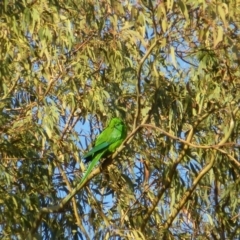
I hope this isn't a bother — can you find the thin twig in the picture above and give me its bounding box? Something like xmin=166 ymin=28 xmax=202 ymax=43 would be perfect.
xmin=141 ymin=124 xmax=239 ymax=150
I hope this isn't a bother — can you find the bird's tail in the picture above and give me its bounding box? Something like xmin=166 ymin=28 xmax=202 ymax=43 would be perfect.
xmin=80 ymin=150 xmax=107 ymax=186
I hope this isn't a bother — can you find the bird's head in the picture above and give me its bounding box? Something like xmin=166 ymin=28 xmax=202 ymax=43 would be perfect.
xmin=108 ymin=117 xmax=124 ymax=127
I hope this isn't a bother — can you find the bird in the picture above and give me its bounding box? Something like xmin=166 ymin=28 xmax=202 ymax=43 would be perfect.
xmin=80 ymin=117 xmax=127 ymax=185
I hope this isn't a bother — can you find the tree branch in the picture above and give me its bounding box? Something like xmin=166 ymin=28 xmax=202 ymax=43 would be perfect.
xmin=162 ymin=151 xmax=215 ymax=230
xmin=133 ymin=39 xmax=160 ymax=129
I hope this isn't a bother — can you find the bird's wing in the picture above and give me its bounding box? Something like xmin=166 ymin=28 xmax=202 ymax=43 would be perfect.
xmin=107 ymin=122 xmax=126 ymax=152
xmin=95 ymin=124 xmax=116 ymax=145
xmin=83 ymin=142 xmax=109 ymax=159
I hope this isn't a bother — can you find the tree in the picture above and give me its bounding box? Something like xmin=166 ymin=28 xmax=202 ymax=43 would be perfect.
xmin=0 ymin=0 xmax=239 ymax=239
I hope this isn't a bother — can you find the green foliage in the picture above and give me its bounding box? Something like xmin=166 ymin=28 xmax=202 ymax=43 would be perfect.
xmin=0 ymin=0 xmax=240 ymax=239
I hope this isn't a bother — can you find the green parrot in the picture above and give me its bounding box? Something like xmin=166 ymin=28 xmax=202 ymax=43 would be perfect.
xmin=80 ymin=117 xmax=127 ymax=185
